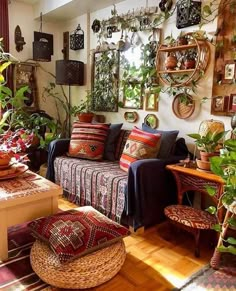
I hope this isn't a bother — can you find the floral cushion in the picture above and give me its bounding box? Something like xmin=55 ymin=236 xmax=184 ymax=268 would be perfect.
xmin=120 ymin=126 xmax=161 ymax=172
xmin=28 ymin=206 xmax=130 ymax=263
xmin=68 ymin=122 xmax=110 ymax=160
xmin=164 ymin=205 xmax=217 ymax=229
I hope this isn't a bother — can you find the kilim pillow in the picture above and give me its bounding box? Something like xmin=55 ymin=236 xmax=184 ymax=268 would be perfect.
xmin=68 ymin=122 xmax=110 ymax=160
xmin=28 ymin=206 xmax=130 ymax=263
xmin=120 ymin=126 xmax=161 ymax=172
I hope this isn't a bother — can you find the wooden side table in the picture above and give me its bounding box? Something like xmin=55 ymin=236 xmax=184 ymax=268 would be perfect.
xmin=166 ymin=164 xmax=225 ymax=258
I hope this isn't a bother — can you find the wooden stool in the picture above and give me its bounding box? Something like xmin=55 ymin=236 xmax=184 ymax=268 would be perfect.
xmin=164 ymin=204 xmax=217 ymax=257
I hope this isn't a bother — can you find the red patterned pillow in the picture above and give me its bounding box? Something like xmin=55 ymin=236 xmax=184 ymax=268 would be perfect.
xmin=28 ymin=206 xmax=130 ymax=263
xmin=68 ymin=122 xmax=110 ymax=160
xmin=120 ymin=127 xmax=161 ymax=172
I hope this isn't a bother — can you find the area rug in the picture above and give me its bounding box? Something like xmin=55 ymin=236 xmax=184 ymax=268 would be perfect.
xmin=0 ymin=223 xmax=48 ymax=290
xmin=175 ymin=253 xmax=236 ymax=291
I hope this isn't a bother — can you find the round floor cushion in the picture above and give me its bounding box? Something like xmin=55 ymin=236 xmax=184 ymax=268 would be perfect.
xmin=30 ymin=239 xmax=126 ymax=289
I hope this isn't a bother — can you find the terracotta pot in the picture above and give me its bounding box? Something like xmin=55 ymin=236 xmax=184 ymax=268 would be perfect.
xmin=200 ymin=151 xmax=219 ymax=162
xmin=77 ymin=113 xmax=94 ymax=123
xmin=196 ymin=159 xmax=211 ymax=171
xmin=165 ymin=54 xmax=177 ymax=70
xmin=184 ymin=59 xmax=196 ymax=69
xmin=177 ymin=36 xmax=188 ymax=46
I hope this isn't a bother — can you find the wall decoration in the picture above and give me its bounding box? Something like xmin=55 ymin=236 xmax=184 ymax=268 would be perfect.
xmin=14 ymin=25 xmax=26 ymax=52
xmin=172 ymin=93 xmax=195 ymax=119
xmin=124 ymin=111 xmax=138 ymax=123
xmin=222 ymin=61 xmax=236 ymax=83
xmin=123 ymin=81 xmax=143 ymax=109
xmin=212 ymin=96 xmax=228 ymax=113
xmin=144 ymin=114 xmax=158 ymax=129
xmin=176 ymin=0 xmax=201 ymax=29
xmin=145 ymin=92 xmax=158 ymax=111
xmin=14 ymin=62 xmax=38 ymax=110
xmin=70 ymin=24 xmax=84 ymax=50
xmin=228 ymin=94 xmax=236 ymax=112
xmin=92 ymin=49 xmax=119 ymax=112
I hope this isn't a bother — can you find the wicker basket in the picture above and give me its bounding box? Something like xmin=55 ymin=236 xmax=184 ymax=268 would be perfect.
xmin=30 ymin=239 xmax=126 ymax=289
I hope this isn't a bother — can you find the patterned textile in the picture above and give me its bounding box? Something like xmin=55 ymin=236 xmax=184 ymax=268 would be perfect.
xmin=120 ymin=127 xmax=161 ymax=172
xmin=54 ymin=157 xmax=128 ymax=222
xmin=164 ymin=205 xmax=217 ymax=229
xmin=68 ymin=122 xmax=110 ymax=160
xmin=28 ymin=206 xmax=130 ymax=263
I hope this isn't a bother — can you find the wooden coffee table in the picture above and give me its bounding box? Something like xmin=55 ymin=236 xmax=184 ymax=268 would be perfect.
xmin=0 ymin=169 xmax=62 ymax=261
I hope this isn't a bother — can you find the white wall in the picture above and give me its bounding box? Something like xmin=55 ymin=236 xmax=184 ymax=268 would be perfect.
xmin=8 ymin=0 xmax=232 ymax=152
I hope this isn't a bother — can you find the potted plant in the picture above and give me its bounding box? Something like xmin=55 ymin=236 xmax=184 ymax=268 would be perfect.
xmin=206 ymin=135 xmax=236 ymax=266
xmin=183 ymin=49 xmax=197 ymax=69
xmin=71 ymin=90 xmax=94 ymax=123
xmin=187 ymin=130 xmax=228 ymax=171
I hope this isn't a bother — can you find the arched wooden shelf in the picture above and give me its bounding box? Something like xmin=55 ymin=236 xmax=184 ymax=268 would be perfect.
xmin=156 ymin=33 xmax=210 ymax=88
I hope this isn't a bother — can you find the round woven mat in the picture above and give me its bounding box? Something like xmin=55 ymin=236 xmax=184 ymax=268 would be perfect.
xmin=30 ymin=239 xmax=126 ymax=289
xmin=172 ymin=94 xmax=195 ymax=119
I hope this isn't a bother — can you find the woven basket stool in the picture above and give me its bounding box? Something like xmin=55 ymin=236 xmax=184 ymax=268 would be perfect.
xmin=30 ymin=239 xmax=126 ymax=289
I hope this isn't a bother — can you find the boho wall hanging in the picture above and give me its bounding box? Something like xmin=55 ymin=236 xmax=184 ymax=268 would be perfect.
xmin=144 ymin=114 xmax=158 ymax=128
xmin=92 ymin=49 xmax=119 ymax=112
xmin=176 ymin=0 xmax=201 ymax=29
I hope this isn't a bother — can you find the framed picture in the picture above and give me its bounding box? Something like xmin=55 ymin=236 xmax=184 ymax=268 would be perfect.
xmin=14 ymin=62 xmax=38 ymax=110
xmin=123 ymin=82 xmax=143 ymax=109
xmin=212 ymin=96 xmax=225 ymax=112
xmin=92 ymin=49 xmax=119 ymax=112
xmin=228 ymin=94 xmax=236 ymax=112
xmin=222 ymin=61 xmax=236 ymax=84
xmin=144 ymin=114 xmax=158 ymax=129
xmin=145 ymin=92 xmax=158 ymax=111
xmin=124 ymin=111 xmax=138 ymax=123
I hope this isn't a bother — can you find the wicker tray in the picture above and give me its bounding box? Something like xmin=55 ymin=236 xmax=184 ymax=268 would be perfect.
xmin=172 ymin=94 xmax=195 ymax=119
xmin=30 ymin=239 xmax=126 ymax=289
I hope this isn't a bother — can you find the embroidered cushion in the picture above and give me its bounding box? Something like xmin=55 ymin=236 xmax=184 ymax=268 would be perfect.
xmin=28 ymin=206 xmax=130 ymax=263
xmin=142 ymin=123 xmax=179 ymax=159
xmin=164 ymin=205 xmax=217 ymax=229
xmin=68 ymin=122 xmax=110 ymax=160
xmin=103 ymin=123 xmax=123 ymax=161
xmin=120 ymin=127 xmax=161 ymax=172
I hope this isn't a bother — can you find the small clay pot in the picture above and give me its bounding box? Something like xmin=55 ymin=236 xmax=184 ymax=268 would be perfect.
xmin=77 ymin=113 xmax=94 ymax=123
xmin=165 ymin=54 xmax=177 ymax=70
xmin=177 ymin=36 xmax=188 ymax=46
xmin=184 ymin=59 xmax=196 ymax=69
xmin=196 ymin=159 xmax=211 ymax=171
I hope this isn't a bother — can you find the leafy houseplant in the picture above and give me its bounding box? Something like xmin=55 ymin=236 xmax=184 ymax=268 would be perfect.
xmin=206 ymin=136 xmax=236 ymax=259
xmin=71 ymin=90 xmax=94 ymax=123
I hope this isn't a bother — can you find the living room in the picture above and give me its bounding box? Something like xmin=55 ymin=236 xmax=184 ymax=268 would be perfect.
xmin=0 ymin=0 xmax=236 ymax=290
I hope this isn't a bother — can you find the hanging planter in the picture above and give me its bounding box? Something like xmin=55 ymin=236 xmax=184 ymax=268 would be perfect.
xmin=70 ymin=24 xmax=84 ymax=50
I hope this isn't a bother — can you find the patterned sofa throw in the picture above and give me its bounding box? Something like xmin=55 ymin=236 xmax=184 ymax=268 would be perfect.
xmin=68 ymin=122 xmax=110 ymax=160
xmin=120 ymin=127 xmax=161 ymax=172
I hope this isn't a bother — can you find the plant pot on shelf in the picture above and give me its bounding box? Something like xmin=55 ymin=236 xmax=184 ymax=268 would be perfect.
xmin=184 ymin=59 xmax=196 ymax=69
xmin=165 ymin=53 xmax=177 ymax=70
xmin=77 ymin=112 xmax=94 ymax=123
xmin=200 ymin=151 xmax=219 ymax=162
xmin=196 ymin=159 xmax=211 ymax=171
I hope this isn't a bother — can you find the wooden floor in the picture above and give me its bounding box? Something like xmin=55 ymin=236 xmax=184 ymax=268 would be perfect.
xmin=58 ymin=197 xmax=214 ymax=291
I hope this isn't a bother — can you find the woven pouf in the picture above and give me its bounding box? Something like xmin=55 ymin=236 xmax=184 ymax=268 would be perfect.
xmin=30 ymin=239 xmax=126 ymax=289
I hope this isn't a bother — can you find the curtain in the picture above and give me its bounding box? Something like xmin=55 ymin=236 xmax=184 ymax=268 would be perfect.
xmin=0 ymin=0 xmax=9 ymax=53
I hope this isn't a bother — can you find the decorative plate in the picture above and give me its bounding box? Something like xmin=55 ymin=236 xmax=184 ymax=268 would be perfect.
xmin=0 ymin=163 xmax=28 ymax=180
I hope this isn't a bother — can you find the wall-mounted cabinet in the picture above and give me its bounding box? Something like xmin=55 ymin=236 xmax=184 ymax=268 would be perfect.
xmin=156 ymin=33 xmax=210 ymax=87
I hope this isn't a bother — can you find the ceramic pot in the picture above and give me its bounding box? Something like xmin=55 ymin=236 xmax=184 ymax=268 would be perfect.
xmin=177 ymin=36 xmax=188 ymax=46
xmin=165 ymin=54 xmax=177 ymax=70
xmin=184 ymin=59 xmax=196 ymax=69
xmin=200 ymin=151 xmax=219 ymax=162
xmin=196 ymin=159 xmax=211 ymax=171
xmin=77 ymin=113 xmax=94 ymax=123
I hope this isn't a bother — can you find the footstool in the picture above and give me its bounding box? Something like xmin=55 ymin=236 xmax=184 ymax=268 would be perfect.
xmin=28 ymin=206 xmax=129 ymax=289
xmin=30 ymin=239 xmax=126 ymax=289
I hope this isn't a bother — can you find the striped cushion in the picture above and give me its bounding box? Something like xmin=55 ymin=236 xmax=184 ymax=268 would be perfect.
xmin=120 ymin=127 xmax=161 ymax=172
xmin=68 ymin=122 xmax=110 ymax=160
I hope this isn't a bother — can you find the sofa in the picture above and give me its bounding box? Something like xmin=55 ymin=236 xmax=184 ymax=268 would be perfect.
xmin=46 ymin=124 xmax=190 ymax=230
